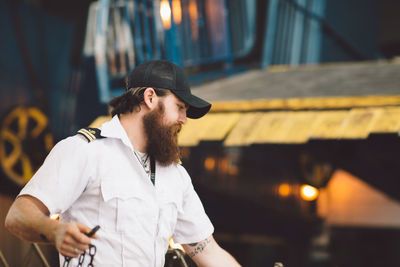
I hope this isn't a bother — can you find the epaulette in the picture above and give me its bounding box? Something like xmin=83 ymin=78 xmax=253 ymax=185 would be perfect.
xmin=77 ymin=127 xmax=105 ymax=142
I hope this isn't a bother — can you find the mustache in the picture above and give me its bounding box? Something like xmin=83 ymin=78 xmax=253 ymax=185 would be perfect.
xmin=172 ymin=123 xmax=182 ymax=135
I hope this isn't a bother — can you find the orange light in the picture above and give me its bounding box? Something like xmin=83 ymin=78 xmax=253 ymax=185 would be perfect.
xmin=204 ymin=157 xmax=216 ymax=171
xmin=228 ymin=165 xmax=238 ymax=176
xmin=218 ymin=158 xmax=229 ymax=174
xmin=172 ymin=0 xmax=182 ymax=24
xmin=160 ymin=0 xmax=172 ymax=29
xmin=188 ymin=0 xmax=198 ymax=40
xmin=50 ymin=214 xmax=60 ymax=220
xmin=300 ymin=184 xmax=319 ymax=201
xmin=169 ymin=237 xmax=185 ymax=251
xmin=278 ymin=183 xmax=291 ymax=197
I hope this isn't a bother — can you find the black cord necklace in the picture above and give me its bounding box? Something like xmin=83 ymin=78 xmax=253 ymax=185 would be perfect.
xmin=133 ymin=150 xmax=156 ymax=185
xmin=133 ymin=150 xmax=150 ymax=175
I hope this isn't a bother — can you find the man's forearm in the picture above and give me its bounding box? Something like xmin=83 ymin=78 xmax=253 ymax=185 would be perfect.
xmin=195 ymin=246 xmax=241 ymax=267
xmin=5 ymin=195 xmax=57 ymax=243
xmin=183 ymin=236 xmax=241 ymax=267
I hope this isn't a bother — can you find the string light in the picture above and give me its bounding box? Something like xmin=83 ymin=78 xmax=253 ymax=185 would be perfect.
xmin=300 ymin=184 xmax=319 ymax=201
xmin=160 ymin=0 xmax=172 ymax=29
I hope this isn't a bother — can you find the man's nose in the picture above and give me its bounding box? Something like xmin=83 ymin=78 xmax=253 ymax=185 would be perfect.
xmin=179 ymin=112 xmax=187 ymax=125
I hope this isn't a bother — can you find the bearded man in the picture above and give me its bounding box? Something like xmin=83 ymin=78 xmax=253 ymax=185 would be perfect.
xmin=5 ymin=60 xmax=241 ymax=267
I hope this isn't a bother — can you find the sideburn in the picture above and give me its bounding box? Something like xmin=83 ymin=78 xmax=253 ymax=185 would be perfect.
xmin=143 ymin=103 xmax=182 ymax=166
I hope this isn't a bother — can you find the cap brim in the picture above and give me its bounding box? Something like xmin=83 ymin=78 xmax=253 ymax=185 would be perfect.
xmin=174 ymin=93 xmax=211 ymax=119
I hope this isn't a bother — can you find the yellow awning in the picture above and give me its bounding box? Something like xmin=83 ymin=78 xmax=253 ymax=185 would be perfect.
xmin=178 ymin=113 xmax=241 ymax=146
xmin=184 ymin=106 xmax=400 ymax=147
xmin=90 ymin=96 xmax=400 ymax=147
xmin=211 ymin=95 xmax=400 ymax=112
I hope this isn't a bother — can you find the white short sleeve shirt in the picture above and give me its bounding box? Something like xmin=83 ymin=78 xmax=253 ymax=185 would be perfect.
xmin=19 ymin=115 xmax=214 ymax=267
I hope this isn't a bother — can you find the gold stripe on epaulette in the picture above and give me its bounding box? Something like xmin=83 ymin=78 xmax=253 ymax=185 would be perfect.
xmin=81 ymin=128 xmax=96 ymax=141
xmin=78 ymin=128 xmax=96 ymax=142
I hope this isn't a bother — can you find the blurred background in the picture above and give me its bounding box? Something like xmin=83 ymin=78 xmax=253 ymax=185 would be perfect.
xmin=1 ymin=0 xmax=400 ymax=266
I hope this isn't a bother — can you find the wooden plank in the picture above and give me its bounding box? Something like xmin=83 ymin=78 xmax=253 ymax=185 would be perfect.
xmin=178 ymin=116 xmax=210 ymax=146
xmin=309 ymin=111 xmax=349 ymax=139
xmin=224 ymin=113 xmax=264 ymax=146
xmin=369 ymin=107 xmax=400 ymax=133
xmin=211 ymin=95 xmax=400 ymax=112
xmin=283 ymin=111 xmax=318 ymax=143
xmin=178 ymin=113 xmax=240 ymax=146
xmin=200 ymin=113 xmax=241 ymax=141
xmin=340 ymin=108 xmax=379 ymax=139
xmin=247 ymin=112 xmax=292 ymax=144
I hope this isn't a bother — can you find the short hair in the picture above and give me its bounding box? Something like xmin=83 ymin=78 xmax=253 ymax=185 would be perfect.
xmin=108 ymin=87 xmax=170 ymax=117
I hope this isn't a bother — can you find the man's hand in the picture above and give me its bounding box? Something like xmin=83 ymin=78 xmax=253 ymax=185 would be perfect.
xmin=182 ymin=235 xmax=241 ymax=267
xmin=53 ymin=222 xmax=95 ymax=258
xmin=5 ymin=195 xmax=97 ymax=258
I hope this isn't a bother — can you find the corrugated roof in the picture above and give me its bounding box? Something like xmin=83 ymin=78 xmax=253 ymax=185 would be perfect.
xmin=91 ymin=60 xmax=400 ymax=147
xmin=192 ymin=60 xmax=400 ymax=102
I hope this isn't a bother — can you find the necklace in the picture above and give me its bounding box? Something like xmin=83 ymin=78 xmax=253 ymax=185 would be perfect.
xmin=134 ymin=150 xmax=150 ymax=175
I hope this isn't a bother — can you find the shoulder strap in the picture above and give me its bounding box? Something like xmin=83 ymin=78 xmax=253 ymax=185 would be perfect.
xmin=77 ymin=127 xmax=105 ymax=142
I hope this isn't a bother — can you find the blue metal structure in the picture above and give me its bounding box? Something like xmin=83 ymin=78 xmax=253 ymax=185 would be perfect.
xmin=91 ymin=0 xmax=257 ymax=103
xmin=262 ymin=0 xmax=326 ymax=68
xmin=92 ymin=0 xmax=363 ymax=104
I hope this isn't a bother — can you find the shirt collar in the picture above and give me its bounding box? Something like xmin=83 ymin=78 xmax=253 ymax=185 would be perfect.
xmin=100 ymin=115 xmax=134 ymax=150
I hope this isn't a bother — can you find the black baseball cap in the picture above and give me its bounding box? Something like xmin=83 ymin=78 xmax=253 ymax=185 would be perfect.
xmin=126 ymin=60 xmax=211 ymax=119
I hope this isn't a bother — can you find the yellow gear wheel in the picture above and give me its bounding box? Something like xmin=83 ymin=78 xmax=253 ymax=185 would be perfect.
xmin=0 ymin=106 xmax=53 ymax=186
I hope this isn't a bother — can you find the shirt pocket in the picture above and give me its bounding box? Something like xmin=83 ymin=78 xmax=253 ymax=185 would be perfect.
xmin=99 ymin=178 xmax=147 ymax=234
xmin=158 ymin=193 xmax=183 ymax=239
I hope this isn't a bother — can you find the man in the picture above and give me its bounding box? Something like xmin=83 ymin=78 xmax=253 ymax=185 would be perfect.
xmin=5 ymin=60 xmax=240 ymax=266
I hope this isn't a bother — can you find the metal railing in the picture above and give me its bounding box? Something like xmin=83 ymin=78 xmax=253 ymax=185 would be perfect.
xmin=262 ymin=0 xmax=365 ymax=68
xmin=83 ymin=0 xmax=367 ymax=103
xmin=0 ymin=250 xmax=10 ymax=267
xmin=22 ymin=244 xmax=51 ymax=267
xmin=83 ymin=0 xmax=257 ymax=103
xmin=0 ymin=244 xmax=50 ymax=267
xmin=262 ymin=0 xmax=326 ymax=68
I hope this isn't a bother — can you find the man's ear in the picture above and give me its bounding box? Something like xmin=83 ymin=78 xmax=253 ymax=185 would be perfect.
xmin=143 ymin=87 xmax=158 ymax=110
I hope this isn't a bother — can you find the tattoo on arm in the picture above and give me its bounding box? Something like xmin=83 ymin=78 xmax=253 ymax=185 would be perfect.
xmin=187 ymin=237 xmax=211 ymax=257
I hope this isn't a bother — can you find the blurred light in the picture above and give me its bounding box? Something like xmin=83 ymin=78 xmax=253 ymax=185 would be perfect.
xmin=228 ymin=164 xmax=238 ymax=176
xmin=172 ymin=0 xmax=182 ymax=24
xmin=169 ymin=237 xmax=185 ymax=251
xmin=188 ymin=0 xmax=198 ymax=40
xmin=218 ymin=157 xmax=229 ymax=174
xmin=278 ymin=183 xmax=291 ymax=197
xmin=180 ymin=147 xmax=190 ymax=160
xmin=160 ymin=0 xmax=172 ymax=29
xmin=50 ymin=214 xmax=60 ymax=220
xmin=300 ymin=184 xmax=319 ymax=201
xmin=204 ymin=157 xmax=216 ymax=171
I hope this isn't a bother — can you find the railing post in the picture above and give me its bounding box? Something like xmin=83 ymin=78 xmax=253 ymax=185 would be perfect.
xmin=223 ymin=0 xmax=233 ymax=69
xmin=261 ymin=0 xmax=279 ymax=69
xmin=306 ymin=0 xmax=326 ymax=63
xmin=0 ymin=250 xmax=10 ymax=267
xmin=165 ymin=0 xmax=181 ymax=65
xmin=33 ymin=244 xmax=50 ymax=267
xmin=142 ymin=0 xmax=153 ymax=60
xmin=22 ymin=244 xmax=50 ymax=267
xmin=133 ymin=0 xmax=145 ymax=64
xmin=95 ymin=0 xmax=111 ymax=103
xmin=290 ymin=0 xmax=307 ymax=65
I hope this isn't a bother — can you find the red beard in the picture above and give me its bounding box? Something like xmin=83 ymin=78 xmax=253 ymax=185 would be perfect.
xmin=143 ymin=102 xmax=182 ymax=166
